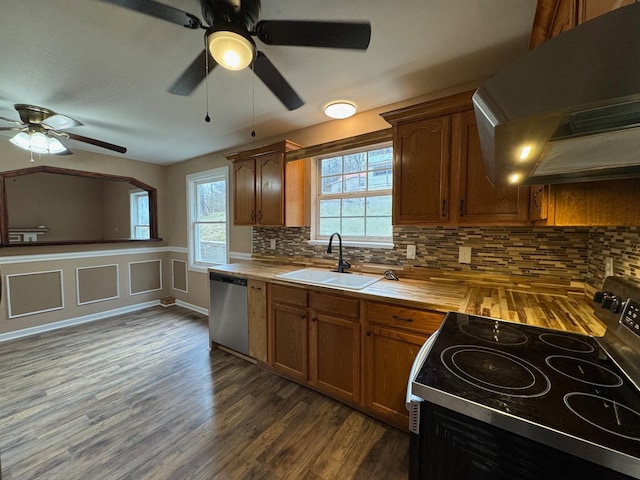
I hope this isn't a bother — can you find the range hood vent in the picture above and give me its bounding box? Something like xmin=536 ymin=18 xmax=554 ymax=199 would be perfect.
xmin=473 ymin=2 xmax=640 ymax=186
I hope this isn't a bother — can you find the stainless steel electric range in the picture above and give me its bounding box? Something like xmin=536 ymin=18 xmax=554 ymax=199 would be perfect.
xmin=407 ymin=276 xmax=640 ymax=479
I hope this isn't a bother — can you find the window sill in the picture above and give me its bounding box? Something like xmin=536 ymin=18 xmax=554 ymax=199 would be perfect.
xmin=307 ymin=239 xmax=394 ymax=250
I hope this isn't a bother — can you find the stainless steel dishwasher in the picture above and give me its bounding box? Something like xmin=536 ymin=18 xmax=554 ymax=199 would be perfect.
xmin=208 ymin=272 xmax=248 ymax=356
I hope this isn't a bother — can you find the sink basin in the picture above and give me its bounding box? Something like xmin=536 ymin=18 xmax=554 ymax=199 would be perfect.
xmin=276 ymin=268 xmax=338 ymax=283
xmin=275 ymin=268 xmax=382 ymax=290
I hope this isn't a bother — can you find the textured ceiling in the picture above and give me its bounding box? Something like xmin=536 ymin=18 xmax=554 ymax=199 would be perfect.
xmin=0 ymin=0 xmax=537 ymax=165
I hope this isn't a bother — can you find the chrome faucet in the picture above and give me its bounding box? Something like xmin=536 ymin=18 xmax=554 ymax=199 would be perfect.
xmin=327 ymin=232 xmax=351 ymax=273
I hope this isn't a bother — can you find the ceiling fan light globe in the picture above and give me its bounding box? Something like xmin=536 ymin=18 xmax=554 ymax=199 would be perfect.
xmin=29 ymin=131 xmax=49 ymax=152
xmin=47 ymin=137 xmax=66 ymax=154
xmin=208 ymin=29 xmax=255 ymax=71
xmin=10 ymin=132 xmax=31 ymax=150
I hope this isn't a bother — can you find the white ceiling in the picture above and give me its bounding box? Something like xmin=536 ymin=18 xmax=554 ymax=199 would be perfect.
xmin=0 ymin=0 xmax=537 ymax=165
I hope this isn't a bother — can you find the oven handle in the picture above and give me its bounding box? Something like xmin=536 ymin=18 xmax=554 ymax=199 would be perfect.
xmin=406 ymin=332 xmax=439 ymax=409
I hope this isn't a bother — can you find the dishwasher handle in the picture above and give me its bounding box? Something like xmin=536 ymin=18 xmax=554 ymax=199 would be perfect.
xmin=209 ymin=272 xmax=248 ymax=287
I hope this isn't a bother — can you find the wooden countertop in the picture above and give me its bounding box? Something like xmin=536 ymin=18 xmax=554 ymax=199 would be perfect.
xmin=209 ymin=262 xmax=605 ymax=336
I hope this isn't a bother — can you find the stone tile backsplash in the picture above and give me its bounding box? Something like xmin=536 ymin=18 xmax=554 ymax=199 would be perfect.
xmin=252 ymin=226 xmax=640 ymax=288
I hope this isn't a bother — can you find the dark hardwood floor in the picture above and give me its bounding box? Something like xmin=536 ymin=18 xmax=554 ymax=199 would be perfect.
xmin=0 ymin=306 xmax=409 ymax=479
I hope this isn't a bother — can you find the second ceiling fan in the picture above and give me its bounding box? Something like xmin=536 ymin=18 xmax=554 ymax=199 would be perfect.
xmin=100 ymin=0 xmax=371 ymax=110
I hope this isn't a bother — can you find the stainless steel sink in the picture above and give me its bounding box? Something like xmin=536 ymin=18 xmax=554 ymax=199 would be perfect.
xmin=275 ymin=268 xmax=382 ymax=290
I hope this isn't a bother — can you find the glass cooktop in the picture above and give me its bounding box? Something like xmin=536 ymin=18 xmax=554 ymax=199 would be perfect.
xmin=412 ymin=312 xmax=640 ymax=471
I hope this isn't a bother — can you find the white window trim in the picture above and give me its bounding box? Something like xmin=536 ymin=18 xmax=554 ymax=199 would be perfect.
xmin=186 ymin=166 xmax=230 ymax=273
xmin=129 ymin=189 xmax=150 ymax=239
xmin=310 ymin=142 xmax=393 ymax=247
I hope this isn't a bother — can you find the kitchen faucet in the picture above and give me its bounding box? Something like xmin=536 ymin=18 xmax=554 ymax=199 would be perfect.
xmin=327 ymin=232 xmax=351 ymax=273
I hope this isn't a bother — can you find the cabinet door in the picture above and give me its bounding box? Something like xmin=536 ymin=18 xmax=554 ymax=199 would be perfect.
xmin=364 ymin=324 xmax=427 ymax=429
xmin=309 ymin=310 xmax=360 ymax=404
xmin=247 ymin=279 xmax=267 ymax=362
xmin=233 ymin=159 xmax=256 ymax=225
xmin=269 ymin=302 xmax=308 ymax=381
xmin=393 ymin=116 xmax=451 ymax=224
xmin=257 ymin=152 xmax=285 ymax=226
xmin=578 ymin=0 xmax=634 ymax=23
xmin=451 ymin=110 xmax=530 ymax=224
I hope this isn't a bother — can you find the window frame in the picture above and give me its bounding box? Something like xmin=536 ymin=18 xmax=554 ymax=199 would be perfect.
xmin=186 ymin=166 xmax=230 ymax=272
xmin=310 ymin=142 xmax=394 ymax=249
xmin=129 ymin=190 xmax=150 ymax=239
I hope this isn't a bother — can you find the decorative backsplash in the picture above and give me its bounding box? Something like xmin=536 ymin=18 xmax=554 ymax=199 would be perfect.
xmin=252 ymin=226 xmax=640 ymax=288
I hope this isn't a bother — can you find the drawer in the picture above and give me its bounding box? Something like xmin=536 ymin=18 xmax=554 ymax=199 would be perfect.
xmin=365 ymin=301 xmax=443 ymax=335
xmin=309 ymin=291 xmax=359 ymax=320
xmin=270 ymin=283 xmax=308 ymax=307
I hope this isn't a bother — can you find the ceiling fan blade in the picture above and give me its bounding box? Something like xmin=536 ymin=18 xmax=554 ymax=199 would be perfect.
xmin=65 ymin=133 xmax=127 ymax=154
xmin=254 ymin=20 xmax=371 ymax=50
xmin=168 ymin=49 xmax=217 ymax=96
xmin=0 ymin=116 xmax=22 ymax=126
xmin=253 ymin=51 xmax=304 ymax=111
xmin=0 ymin=127 xmax=21 ymax=131
xmin=42 ymin=114 xmax=82 ymax=131
xmin=98 ymin=0 xmax=202 ymax=29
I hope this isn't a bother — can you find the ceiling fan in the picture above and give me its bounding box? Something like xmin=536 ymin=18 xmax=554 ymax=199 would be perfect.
xmin=0 ymin=105 xmax=126 ymax=156
xmin=99 ymin=0 xmax=371 ymax=110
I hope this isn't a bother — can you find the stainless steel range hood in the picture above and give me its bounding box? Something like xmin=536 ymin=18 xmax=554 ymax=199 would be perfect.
xmin=473 ymin=2 xmax=640 ymax=186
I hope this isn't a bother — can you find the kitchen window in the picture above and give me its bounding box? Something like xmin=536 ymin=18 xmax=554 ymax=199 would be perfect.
xmin=186 ymin=167 xmax=229 ymax=271
xmin=130 ymin=190 xmax=150 ymax=239
xmin=311 ymin=143 xmax=393 ymax=247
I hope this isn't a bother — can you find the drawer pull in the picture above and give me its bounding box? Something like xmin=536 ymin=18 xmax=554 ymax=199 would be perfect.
xmin=392 ymin=315 xmax=413 ymax=323
xmin=250 ymin=286 xmax=262 ymax=290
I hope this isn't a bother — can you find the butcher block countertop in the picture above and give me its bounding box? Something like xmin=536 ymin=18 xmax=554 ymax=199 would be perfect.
xmin=209 ymin=261 xmax=605 ymax=337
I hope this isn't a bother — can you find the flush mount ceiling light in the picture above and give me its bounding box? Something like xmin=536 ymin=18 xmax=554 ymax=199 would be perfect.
xmin=207 ymin=25 xmax=256 ymax=71
xmin=324 ymin=101 xmax=357 ymax=119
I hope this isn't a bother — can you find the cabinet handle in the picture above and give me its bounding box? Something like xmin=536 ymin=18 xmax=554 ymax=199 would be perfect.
xmin=366 ymin=331 xmax=371 ymax=336
xmin=251 ymin=210 xmax=255 ymax=222
xmin=392 ymin=315 xmax=413 ymax=323
xmin=257 ymin=210 xmax=262 ymax=221
xmin=533 ymin=186 xmax=543 ymax=213
xmin=441 ymin=200 xmax=447 ymax=217
xmin=250 ymin=286 xmax=262 ymax=290
xmin=459 ymin=199 xmax=465 ymax=217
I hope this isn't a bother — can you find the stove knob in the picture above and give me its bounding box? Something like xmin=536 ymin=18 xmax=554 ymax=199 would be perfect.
xmin=601 ymin=295 xmax=615 ymax=309
xmin=611 ymin=298 xmax=625 ymax=313
xmin=593 ymin=291 xmax=605 ymax=303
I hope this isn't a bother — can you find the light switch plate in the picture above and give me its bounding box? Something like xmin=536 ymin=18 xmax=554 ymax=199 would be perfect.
xmin=605 ymin=257 xmax=614 ymax=277
xmin=459 ymin=246 xmax=472 ymax=264
xmin=407 ymin=244 xmax=416 ymax=259
xmin=270 ymin=239 xmax=276 ymax=250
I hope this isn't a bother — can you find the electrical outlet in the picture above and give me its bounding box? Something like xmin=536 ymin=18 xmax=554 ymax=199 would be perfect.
xmin=459 ymin=246 xmax=472 ymax=264
xmin=406 ymin=244 xmax=416 ymax=260
xmin=270 ymin=239 xmax=276 ymax=250
xmin=605 ymin=257 xmax=614 ymax=277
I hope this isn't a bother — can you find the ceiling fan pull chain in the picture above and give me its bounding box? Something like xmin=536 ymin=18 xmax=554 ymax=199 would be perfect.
xmin=251 ymin=61 xmax=256 ymax=138
xmin=204 ymin=37 xmax=211 ymax=123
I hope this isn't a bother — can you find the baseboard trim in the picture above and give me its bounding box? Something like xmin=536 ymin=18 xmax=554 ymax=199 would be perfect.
xmin=0 ymin=300 xmax=160 ymax=343
xmin=175 ymin=299 xmax=208 ymax=316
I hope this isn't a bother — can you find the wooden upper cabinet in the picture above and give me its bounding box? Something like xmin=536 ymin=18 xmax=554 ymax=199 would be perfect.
xmin=529 ymin=0 xmax=634 ymax=49
xmin=393 ymin=116 xmax=451 ymax=224
xmin=233 ymin=159 xmax=256 ymax=225
xmin=227 ymin=140 xmax=305 ymax=227
xmin=256 ymin=152 xmax=285 ymax=226
xmin=382 ymin=91 xmax=533 ymax=226
xmin=451 ymin=110 xmax=530 ymax=224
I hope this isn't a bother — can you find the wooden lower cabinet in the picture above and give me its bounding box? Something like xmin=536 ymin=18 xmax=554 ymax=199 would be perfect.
xmin=247 ymin=279 xmax=267 ymax=362
xmin=364 ymin=324 xmax=427 ymax=429
xmin=266 ymin=284 xmax=444 ymax=430
xmin=309 ymin=291 xmax=361 ymax=404
xmin=268 ymin=284 xmax=360 ymax=403
xmin=364 ymin=301 xmax=444 ymax=429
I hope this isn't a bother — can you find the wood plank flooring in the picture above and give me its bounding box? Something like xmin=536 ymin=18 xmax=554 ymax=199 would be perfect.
xmin=0 ymin=306 xmax=409 ymax=479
